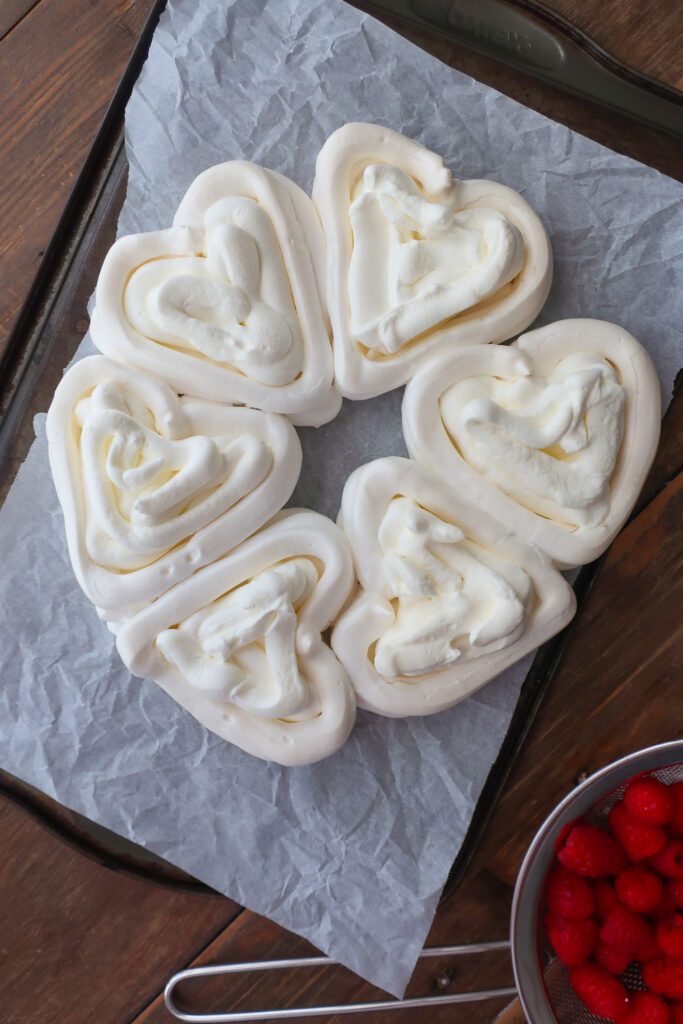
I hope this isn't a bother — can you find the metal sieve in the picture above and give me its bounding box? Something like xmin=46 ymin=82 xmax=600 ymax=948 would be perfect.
xmin=511 ymin=739 xmax=683 ymax=1023
xmin=164 ymin=740 xmax=683 ymax=1022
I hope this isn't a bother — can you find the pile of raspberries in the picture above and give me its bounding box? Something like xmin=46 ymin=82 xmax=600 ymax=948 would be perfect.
xmin=546 ymin=776 xmax=683 ymax=1023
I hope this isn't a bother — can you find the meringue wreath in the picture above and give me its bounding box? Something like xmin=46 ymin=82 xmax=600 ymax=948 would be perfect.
xmin=47 ymin=125 xmax=660 ymax=764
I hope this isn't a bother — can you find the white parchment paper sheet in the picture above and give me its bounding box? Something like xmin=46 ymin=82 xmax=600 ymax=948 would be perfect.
xmin=1 ymin=0 xmax=682 ymax=998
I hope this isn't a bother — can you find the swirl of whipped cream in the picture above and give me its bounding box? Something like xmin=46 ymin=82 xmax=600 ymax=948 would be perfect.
xmin=374 ymin=497 xmax=530 ymax=677
xmin=116 ymin=511 xmax=357 ymax=764
xmin=349 ymin=164 xmax=524 ymax=355
xmin=75 ymin=381 xmax=272 ymax=570
xmin=312 ymin=123 xmax=552 ymax=400
xmin=156 ymin=558 xmax=319 ymax=719
xmin=331 ymin=457 xmax=575 ymax=718
xmin=47 ymin=357 xmax=303 ymax=617
xmin=124 ymin=196 xmax=303 ymax=386
xmin=92 ymin=162 xmax=338 ymax=426
xmin=441 ymin=353 xmax=626 ymax=528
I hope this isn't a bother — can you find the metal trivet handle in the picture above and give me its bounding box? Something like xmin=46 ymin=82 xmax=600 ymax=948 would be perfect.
xmin=164 ymin=941 xmax=515 ymax=1022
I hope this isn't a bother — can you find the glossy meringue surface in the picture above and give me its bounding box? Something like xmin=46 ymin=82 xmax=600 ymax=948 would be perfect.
xmin=124 ymin=197 xmax=304 ymax=387
xmin=91 ymin=160 xmax=339 ymax=427
xmin=332 ymin=457 xmax=576 ymax=717
xmin=348 ymin=163 xmax=524 ymax=355
xmin=441 ymin=352 xmax=626 ymax=529
xmin=313 ymin=122 xmax=552 ymax=399
xmin=403 ymin=320 xmax=661 ymax=568
xmin=156 ymin=557 xmax=320 ymax=718
xmin=76 ymin=380 xmax=272 ymax=570
xmin=116 ymin=511 xmax=357 ymax=765
xmin=374 ymin=496 xmax=531 ymax=678
xmin=46 ymin=356 xmax=301 ymax=616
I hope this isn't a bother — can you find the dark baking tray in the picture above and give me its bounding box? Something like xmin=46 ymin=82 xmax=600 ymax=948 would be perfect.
xmin=361 ymin=0 xmax=683 ymax=139
xmin=0 ymin=0 xmax=640 ymax=902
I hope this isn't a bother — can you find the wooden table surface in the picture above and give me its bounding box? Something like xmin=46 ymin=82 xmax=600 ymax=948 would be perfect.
xmin=1 ymin=2 xmax=681 ymax=1022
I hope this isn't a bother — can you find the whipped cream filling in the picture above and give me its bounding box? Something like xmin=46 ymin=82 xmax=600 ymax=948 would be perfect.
xmin=348 ymin=164 xmax=524 ymax=356
xmin=124 ymin=196 xmax=304 ymax=386
xmin=374 ymin=497 xmax=531 ymax=678
xmin=75 ymin=382 xmax=271 ymax=571
xmin=441 ymin=353 xmax=626 ymax=528
xmin=155 ymin=558 xmax=319 ymax=719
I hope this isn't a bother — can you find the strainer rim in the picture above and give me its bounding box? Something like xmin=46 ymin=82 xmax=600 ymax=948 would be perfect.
xmin=510 ymin=739 xmax=683 ymax=1024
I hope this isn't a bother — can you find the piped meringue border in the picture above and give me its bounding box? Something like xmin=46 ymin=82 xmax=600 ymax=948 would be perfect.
xmin=116 ymin=510 xmax=357 ymax=766
xmin=91 ymin=160 xmax=340 ymax=427
xmin=312 ymin=122 xmax=553 ymax=400
xmin=402 ymin=319 xmax=661 ymax=569
xmin=331 ymin=457 xmax=575 ymax=717
xmin=46 ymin=356 xmax=302 ymax=617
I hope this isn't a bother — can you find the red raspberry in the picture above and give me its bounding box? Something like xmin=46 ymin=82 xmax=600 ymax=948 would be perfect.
xmin=622 ymin=991 xmax=671 ymax=1024
xmin=559 ymin=823 xmax=628 ymax=877
xmin=643 ymin=958 xmax=683 ymax=1000
xmin=546 ymin=914 xmax=598 ymax=967
xmin=601 ymin=905 xmax=658 ymax=959
xmin=624 ymin=779 xmax=675 ymax=827
xmin=653 ymin=887 xmax=681 ymax=920
xmin=593 ymin=941 xmax=632 ymax=975
xmin=657 ymin=916 xmax=683 ymax=961
xmin=546 ymin=865 xmax=595 ymax=919
xmin=610 ymin=802 xmax=667 ymax=862
xmin=668 ymin=783 xmax=683 ymax=838
xmin=596 ymin=879 xmax=622 ymax=921
xmin=670 ymin=1003 xmax=683 ymax=1024
xmin=570 ymin=963 xmax=631 ymax=1020
xmin=643 ymin=938 xmax=664 ymax=961
xmin=643 ymin=957 xmax=670 ymax=993
xmin=651 ymin=842 xmax=683 ymax=880
xmin=670 ymin=881 xmax=683 ymax=910
xmin=616 ymin=867 xmax=664 ymax=913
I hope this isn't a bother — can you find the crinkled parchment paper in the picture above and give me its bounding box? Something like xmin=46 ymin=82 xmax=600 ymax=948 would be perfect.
xmin=1 ymin=0 xmax=681 ymax=997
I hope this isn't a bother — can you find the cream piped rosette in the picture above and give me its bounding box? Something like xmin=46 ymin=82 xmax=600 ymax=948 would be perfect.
xmin=46 ymin=356 xmax=301 ymax=617
xmin=402 ymin=319 xmax=661 ymax=569
xmin=331 ymin=458 xmax=575 ymax=717
xmin=312 ymin=122 xmax=552 ymax=400
xmin=116 ymin=511 xmax=357 ymax=765
xmin=91 ymin=161 xmax=340 ymax=427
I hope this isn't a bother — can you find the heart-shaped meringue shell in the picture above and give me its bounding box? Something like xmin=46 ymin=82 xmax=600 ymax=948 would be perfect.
xmin=46 ymin=356 xmax=301 ymax=616
xmin=402 ymin=319 xmax=661 ymax=569
xmin=116 ymin=510 xmax=356 ymax=765
xmin=331 ymin=457 xmax=575 ymax=717
xmin=312 ymin=122 xmax=552 ymax=400
xmin=91 ymin=161 xmax=340 ymax=427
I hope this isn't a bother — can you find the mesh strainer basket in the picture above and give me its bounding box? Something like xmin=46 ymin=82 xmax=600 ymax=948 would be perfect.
xmin=163 ymin=741 xmax=683 ymax=1022
xmin=511 ymin=739 xmax=683 ymax=1024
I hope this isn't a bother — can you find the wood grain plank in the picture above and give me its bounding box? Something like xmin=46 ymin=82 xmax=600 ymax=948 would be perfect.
xmin=0 ymin=0 xmax=40 ymax=41
xmin=130 ymin=904 xmax=515 ymax=1023
xmin=475 ymin=470 xmax=683 ymax=893
xmin=534 ymin=0 xmax=683 ymax=91
xmin=0 ymin=795 xmax=240 ymax=1024
xmin=0 ymin=0 xmax=156 ymax=356
xmin=638 ymin=372 xmax=683 ymax=509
